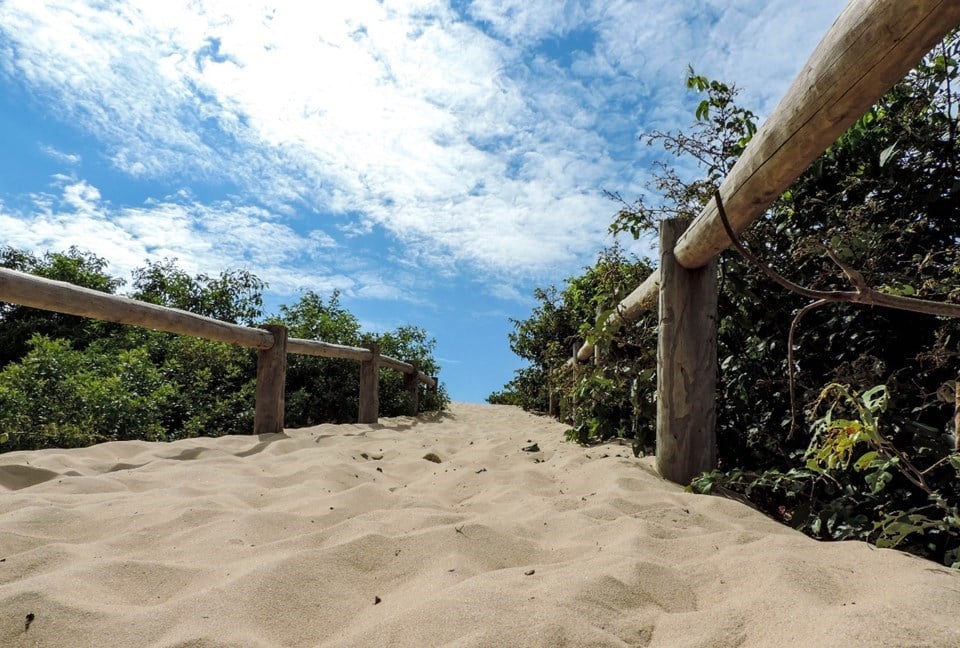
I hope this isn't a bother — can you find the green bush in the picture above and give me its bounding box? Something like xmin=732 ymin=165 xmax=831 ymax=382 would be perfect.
xmin=0 ymin=257 xmax=447 ymax=450
xmin=494 ymin=35 xmax=960 ymax=566
xmin=0 ymin=336 xmax=169 ymax=450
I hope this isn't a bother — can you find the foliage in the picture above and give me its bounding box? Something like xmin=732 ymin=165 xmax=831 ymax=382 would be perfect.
xmin=0 ymin=246 xmax=124 ymax=365
xmin=608 ymin=69 xmax=758 ymax=241
xmin=152 ymin=334 xmax=257 ymax=439
xmin=131 ymin=258 xmax=265 ymax=325
xmin=0 ymin=255 xmax=447 ymax=451
xmin=274 ymin=290 xmax=365 ymax=425
xmin=491 ymin=245 xmax=657 ymax=448
xmin=609 ymin=46 xmax=960 ymax=471
xmin=691 ymin=383 xmax=960 ymax=567
xmin=0 ymin=335 xmax=170 ymax=449
xmin=376 ymin=325 xmax=447 ymax=414
xmin=269 ymin=291 xmax=448 ymax=426
xmin=495 ymin=35 xmax=960 ymax=566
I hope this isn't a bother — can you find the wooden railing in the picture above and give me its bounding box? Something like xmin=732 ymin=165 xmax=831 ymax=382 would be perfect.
xmin=0 ymin=267 xmax=438 ymax=435
xmin=568 ymin=0 xmax=960 ymax=484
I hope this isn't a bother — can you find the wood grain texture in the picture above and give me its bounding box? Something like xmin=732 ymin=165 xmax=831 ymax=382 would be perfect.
xmin=571 ymin=342 xmax=581 ymax=419
xmin=955 ymin=379 xmax=960 ymax=452
xmin=575 ymin=271 xmax=660 ymax=362
xmin=674 ymin=0 xmax=960 ymax=269
xmin=358 ymin=342 xmax=381 ymax=424
xmin=379 ymin=355 xmax=413 ymax=374
xmin=254 ymin=325 xmax=288 ymax=435
xmin=0 ymin=267 xmax=275 ymax=349
xmin=404 ymin=362 xmax=421 ymax=416
xmin=573 ymin=0 xmax=960 ymax=362
xmin=286 ymin=338 xmax=435 ymax=386
xmin=656 ymin=220 xmax=718 ymax=485
xmin=286 ymin=338 xmax=373 ymax=362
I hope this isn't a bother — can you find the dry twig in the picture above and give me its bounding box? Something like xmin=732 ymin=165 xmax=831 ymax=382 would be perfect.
xmin=713 ymin=190 xmax=960 ymax=437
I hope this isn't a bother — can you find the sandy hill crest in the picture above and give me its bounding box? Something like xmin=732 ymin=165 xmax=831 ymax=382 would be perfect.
xmin=1 ymin=402 xmax=958 ymax=647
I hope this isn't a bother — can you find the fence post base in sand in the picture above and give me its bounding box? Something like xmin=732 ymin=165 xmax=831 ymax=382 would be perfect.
xmin=254 ymin=325 xmax=288 ymax=435
xmin=404 ymin=361 xmax=420 ymax=416
xmin=429 ymin=377 xmax=440 ymax=411
xmin=359 ymin=342 xmax=381 ymax=424
xmin=656 ymin=219 xmax=718 ymax=485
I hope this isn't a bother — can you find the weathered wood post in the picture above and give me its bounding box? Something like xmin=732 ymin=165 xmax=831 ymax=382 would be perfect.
xmin=254 ymin=324 xmax=288 ymax=435
xmin=570 ymin=342 xmax=580 ymax=423
xmin=954 ymin=378 xmax=959 ymax=452
xmin=656 ymin=218 xmax=719 ymax=485
xmin=548 ymin=375 xmax=556 ymax=417
xmin=430 ymin=376 xmax=440 ymax=411
xmin=358 ymin=342 xmax=381 ymax=424
xmin=594 ymin=305 xmax=602 ymax=366
xmin=404 ymin=361 xmax=420 ymax=416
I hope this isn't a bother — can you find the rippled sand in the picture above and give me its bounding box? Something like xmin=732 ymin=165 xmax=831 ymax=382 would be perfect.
xmin=1 ymin=402 xmax=958 ymax=647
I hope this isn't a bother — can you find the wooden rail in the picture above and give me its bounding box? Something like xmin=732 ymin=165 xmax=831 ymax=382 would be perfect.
xmin=0 ymin=266 xmax=276 ymax=349
xmin=576 ymin=0 xmax=960 ymax=364
xmin=0 ymin=267 xmax=438 ymax=434
xmin=568 ymin=0 xmax=960 ymax=483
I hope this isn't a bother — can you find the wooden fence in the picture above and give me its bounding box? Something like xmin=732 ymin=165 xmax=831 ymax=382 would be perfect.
xmin=567 ymin=0 xmax=960 ymax=484
xmin=0 ymin=267 xmax=438 ymax=435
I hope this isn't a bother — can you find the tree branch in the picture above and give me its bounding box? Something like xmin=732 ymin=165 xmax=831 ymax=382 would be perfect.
xmin=713 ymin=189 xmax=960 ymax=439
xmin=714 ymin=191 xmax=960 ymax=318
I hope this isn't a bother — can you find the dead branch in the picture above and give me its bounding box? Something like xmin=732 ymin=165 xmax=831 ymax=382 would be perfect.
xmin=787 ymin=299 xmax=830 ymax=438
xmin=713 ymin=190 xmax=960 ymax=438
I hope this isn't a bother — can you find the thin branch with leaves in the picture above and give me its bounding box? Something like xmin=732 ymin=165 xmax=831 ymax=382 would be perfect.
xmin=713 ymin=189 xmax=960 ymax=437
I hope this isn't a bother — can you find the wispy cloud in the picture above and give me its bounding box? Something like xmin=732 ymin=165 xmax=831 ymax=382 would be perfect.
xmin=39 ymin=144 xmax=81 ymax=165
xmin=486 ymin=282 xmax=529 ymax=303
xmin=0 ymin=0 xmax=846 ymax=287
xmin=0 ymin=177 xmax=381 ymax=298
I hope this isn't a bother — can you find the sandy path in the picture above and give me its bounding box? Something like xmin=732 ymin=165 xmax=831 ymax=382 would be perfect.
xmin=1 ymin=402 xmax=958 ymax=647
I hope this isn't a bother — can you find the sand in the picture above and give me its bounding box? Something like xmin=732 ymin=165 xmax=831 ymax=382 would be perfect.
xmin=1 ymin=402 xmax=958 ymax=647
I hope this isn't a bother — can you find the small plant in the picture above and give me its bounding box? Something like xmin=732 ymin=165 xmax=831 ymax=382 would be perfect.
xmin=806 ymin=383 xmax=888 ymax=474
xmin=691 ymin=383 xmax=960 ymax=567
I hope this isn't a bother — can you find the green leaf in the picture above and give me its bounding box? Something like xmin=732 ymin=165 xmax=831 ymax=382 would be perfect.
xmin=853 ymin=450 xmax=879 ymax=471
xmin=805 ymin=458 xmax=825 ymax=474
xmin=879 ymin=142 xmax=899 ymax=167
xmin=861 ymin=385 xmax=888 ymax=413
xmin=695 ymin=100 xmax=709 ymax=121
xmin=875 ymin=515 xmax=928 ymax=548
xmin=864 ymin=469 xmax=893 ymax=494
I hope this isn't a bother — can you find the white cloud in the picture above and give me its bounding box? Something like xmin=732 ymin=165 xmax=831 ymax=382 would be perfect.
xmin=0 ymin=178 xmax=382 ymax=299
xmin=39 ymin=144 xmax=81 ymax=165
xmin=467 ymin=0 xmax=591 ymax=43
xmin=486 ymin=282 xmax=528 ymax=303
xmin=0 ymin=0 xmax=848 ymax=288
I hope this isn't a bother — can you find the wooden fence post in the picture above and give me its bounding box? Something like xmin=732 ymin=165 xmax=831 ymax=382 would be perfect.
xmin=594 ymin=305 xmax=602 ymax=366
xmin=430 ymin=376 xmax=440 ymax=411
xmin=404 ymin=361 xmax=420 ymax=416
xmin=571 ymin=342 xmax=580 ymax=423
xmin=656 ymin=218 xmax=719 ymax=485
xmin=548 ymin=376 xmax=556 ymax=417
xmin=954 ymin=377 xmax=959 ymax=452
xmin=358 ymin=342 xmax=381 ymax=424
xmin=254 ymin=324 xmax=288 ymax=435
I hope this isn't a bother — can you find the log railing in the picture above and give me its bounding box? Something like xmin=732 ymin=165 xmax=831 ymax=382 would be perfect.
xmin=567 ymin=0 xmax=960 ymax=484
xmin=0 ymin=267 xmax=438 ymax=435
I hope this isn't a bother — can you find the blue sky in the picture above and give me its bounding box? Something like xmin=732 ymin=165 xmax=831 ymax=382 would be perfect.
xmin=0 ymin=0 xmax=845 ymax=403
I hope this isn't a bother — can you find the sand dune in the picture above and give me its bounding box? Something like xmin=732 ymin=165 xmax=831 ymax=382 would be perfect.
xmin=1 ymin=402 xmax=958 ymax=647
